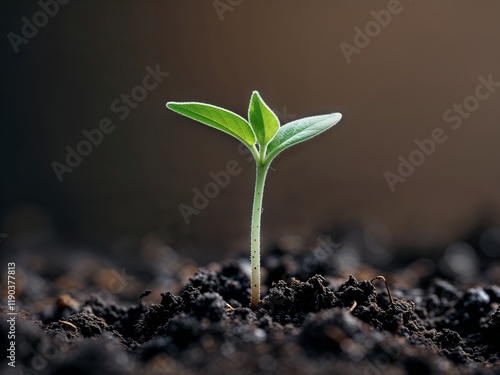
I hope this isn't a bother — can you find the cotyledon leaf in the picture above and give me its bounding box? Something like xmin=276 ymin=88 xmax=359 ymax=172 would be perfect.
xmin=265 ymin=113 xmax=342 ymax=163
xmin=166 ymin=101 xmax=256 ymax=146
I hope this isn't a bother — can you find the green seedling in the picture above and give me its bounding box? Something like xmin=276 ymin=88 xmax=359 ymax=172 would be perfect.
xmin=167 ymin=91 xmax=342 ymax=308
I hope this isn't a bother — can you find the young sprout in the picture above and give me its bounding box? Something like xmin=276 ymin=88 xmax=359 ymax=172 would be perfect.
xmin=167 ymin=91 xmax=342 ymax=308
xmin=371 ymin=275 xmax=394 ymax=306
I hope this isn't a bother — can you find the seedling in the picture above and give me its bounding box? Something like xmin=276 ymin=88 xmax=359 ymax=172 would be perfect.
xmin=371 ymin=275 xmax=394 ymax=305
xmin=58 ymin=320 xmax=78 ymax=330
xmin=167 ymin=91 xmax=342 ymax=308
xmin=347 ymin=300 xmax=357 ymax=313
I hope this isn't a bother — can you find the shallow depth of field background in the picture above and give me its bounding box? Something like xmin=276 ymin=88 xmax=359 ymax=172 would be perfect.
xmin=2 ymin=1 xmax=500 ymax=261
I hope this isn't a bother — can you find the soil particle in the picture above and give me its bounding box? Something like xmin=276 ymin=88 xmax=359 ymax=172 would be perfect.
xmin=259 ymin=275 xmax=337 ymax=325
xmin=50 ymin=336 xmax=132 ymax=375
xmin=4 ymin=243 xmax=500 ymax=375
xmin=64 ymin=313 xmax=111 ymax=338
xmin=298 ymin=308 xmax=384 ymax=357
xmin=184 ymin=261 xmax=250 ymax=307
xmin=334 ymin=274 xmax=377 ymax=308
xmin=83 ymin=294 xmax=145 ymax=338
xmin=190 ymin=292 xmax=227 ymax=322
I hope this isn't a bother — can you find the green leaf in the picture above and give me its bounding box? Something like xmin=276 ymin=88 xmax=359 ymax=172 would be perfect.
xmin=248 ymin=91 xmax=279 ymax=148
xmin=166 ymin=101 xmax=256 ymax=146
xmin=265 ymin=113 xmax=342 ymax=162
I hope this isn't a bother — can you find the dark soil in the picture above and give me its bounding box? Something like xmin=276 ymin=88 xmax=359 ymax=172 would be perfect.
xmin=1 ymin=230 xmax=500 ymax=374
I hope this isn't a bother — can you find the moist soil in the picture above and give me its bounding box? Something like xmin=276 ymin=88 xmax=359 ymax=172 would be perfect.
xmin=1 ymin=231 xmax=500 ymax=375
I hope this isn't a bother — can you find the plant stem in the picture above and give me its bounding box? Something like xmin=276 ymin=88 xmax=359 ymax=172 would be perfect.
xmin=250 ymin=161 xmax=269 ymax=308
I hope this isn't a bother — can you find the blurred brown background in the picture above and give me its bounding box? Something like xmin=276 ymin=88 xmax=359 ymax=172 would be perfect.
xmin=2 ymin=0 xmax=500 ymax=260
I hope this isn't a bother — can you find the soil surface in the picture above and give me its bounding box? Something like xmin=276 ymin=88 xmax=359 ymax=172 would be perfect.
xmin=1 ymin=228 xmax=500 ymax=374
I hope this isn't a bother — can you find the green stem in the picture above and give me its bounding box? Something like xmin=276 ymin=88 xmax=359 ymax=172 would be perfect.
xmin=250 ymin=161 xmax=269 ymax=308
